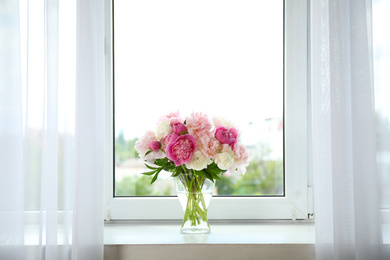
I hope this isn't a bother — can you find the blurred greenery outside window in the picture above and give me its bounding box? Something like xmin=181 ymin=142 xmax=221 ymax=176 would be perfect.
xmin=114 ymin=129 xmax=284 ymax=197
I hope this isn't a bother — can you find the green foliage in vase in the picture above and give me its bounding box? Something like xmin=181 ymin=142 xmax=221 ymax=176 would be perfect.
xmin=142 ymin=157 xmax=226 ymax=185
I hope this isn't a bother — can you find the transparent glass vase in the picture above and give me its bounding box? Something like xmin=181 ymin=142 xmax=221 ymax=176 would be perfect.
xmin=174 ymin=173 xmax=214 ymax=234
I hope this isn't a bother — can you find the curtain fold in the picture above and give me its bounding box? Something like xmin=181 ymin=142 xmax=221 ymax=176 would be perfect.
xmin=0 ymin=0 xmax=105 ymax=259
xmin=311 ymin=0 xmax=385 ymax=259
xmin=0 ymin=1 xmax=25 ymax=259
xmin=72 ymin=0 xmax=105 ymax=258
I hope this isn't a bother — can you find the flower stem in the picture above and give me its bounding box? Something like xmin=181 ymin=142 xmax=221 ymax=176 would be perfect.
xmin=180 ymin=174 xmax=210 ymax=229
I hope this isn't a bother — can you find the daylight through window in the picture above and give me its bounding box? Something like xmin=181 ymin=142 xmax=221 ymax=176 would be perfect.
xmin=113 ymin=0 xmax=284 ymax=197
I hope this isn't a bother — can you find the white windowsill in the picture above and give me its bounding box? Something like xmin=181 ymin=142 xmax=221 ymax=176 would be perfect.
xmin=104 ymin=220 xmax=315 ymax=245
xmin=104 ymin=220 xmax=316 ymax=260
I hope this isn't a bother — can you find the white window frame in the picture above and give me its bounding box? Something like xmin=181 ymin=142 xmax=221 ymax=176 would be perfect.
xmin=103 ymin=0 xmax=310 ymax=220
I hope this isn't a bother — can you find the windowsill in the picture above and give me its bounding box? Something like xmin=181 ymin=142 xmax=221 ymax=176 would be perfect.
xmin=104 ymin=220 xmax=316 ymax=245
xmin=104 ymin=220 xmax=316 ymax=260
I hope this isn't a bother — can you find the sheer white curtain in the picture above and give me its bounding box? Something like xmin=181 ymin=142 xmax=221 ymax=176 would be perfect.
xmin=0 ymin=0 xmax=105 ymax=259
xmin=311 ymin=0 xmax=385 ymax=259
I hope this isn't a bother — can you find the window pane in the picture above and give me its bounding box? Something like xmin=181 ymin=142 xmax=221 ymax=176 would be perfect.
xmin=114 ymin=0 xmax=284 ymax=196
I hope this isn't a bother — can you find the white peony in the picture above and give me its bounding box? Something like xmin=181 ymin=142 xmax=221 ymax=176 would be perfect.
xmin=186 ymin=150 xmax=212 ymax=171
xmin=214 ymin=149 xmax=235 ymax=170
xmin=156 ymin=121 xmax=172 ymax=140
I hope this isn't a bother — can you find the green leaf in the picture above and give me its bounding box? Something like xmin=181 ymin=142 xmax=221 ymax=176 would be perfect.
xmin=163 ymin=162 xmax=176 ymax=172
xmin=193 ymin=169 xmax=214 ymax=182
xmin=209 ymin=171 xmax=221 ymax=180
xmin=144 ymin=150 xmax=152 ymax=157
xmin=171 ymin=167 xmax=182 ymax=177
xmin=146 ymin=161 xmax=168 ymax=184
xmin=203 ymin=171 xmax=214 ymax=182
xmin=195 ymin=170 xmax=206 ymax=178
xmin=205 ymin=162 xmax=223 ymax=175
xmin=150 ymin=172 xmax=159 ymax=184
xmin=141 ymin=170 xmax=156 ymax=176
xmin=145 ymin=164 xmax=159 ymax=170
xmin=154 ymin=158 xmax=168 ymax=166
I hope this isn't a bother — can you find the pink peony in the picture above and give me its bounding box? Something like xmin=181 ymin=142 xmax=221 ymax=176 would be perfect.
xmin=166 ymin=134 xmax=197 ymax=166
xmin=135 ymin=131 xmax=165 ymax=162
xmin=172 ymin=122 xmax=188 ymax=135
xmin=135 ymin=131 xmax=155 ymax=157
xmin=158 ymin=111 xmax=182 ymax=126
xmin=186 ymin=112 xmax=213 ymax=138
xmin=196 ymin=134 xmax=220 ymax=159
xmin=161 ymin=132 xmax=179 ymax=150
xmin=229 ymin=143 xmax=250 ymax=175
xmin=149 ymin=140 xmax=161 ymax=152
xmin=215 ymin=126 xmax=238 ymax=148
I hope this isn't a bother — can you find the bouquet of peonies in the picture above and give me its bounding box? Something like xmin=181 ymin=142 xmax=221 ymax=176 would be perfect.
xmin=135 ymin=111 xmax=249 ymax=183
xmin=135 ymin=111 xmax=249 ymax=231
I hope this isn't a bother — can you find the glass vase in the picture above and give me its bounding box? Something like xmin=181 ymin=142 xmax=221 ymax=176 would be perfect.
xmin=174 ymin=173 xmax=214 ymax=234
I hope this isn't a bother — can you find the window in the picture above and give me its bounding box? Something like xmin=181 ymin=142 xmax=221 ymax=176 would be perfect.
xmin=104 ymin=0 xmax=310 ymax=220
xmin=114 ymin=0 xmax=284 ymax=197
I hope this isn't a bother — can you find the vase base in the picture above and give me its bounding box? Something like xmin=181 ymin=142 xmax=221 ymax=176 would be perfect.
xmin=180 ymin=226 xmax=211 ymax=234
